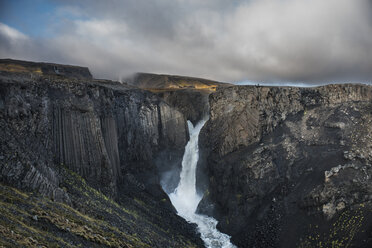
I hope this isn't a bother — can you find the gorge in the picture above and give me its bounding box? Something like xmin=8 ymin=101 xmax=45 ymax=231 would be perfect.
xmin=0 ymin=59 xmax=372 ymax=248
xmin=167 ymin=118 xmax=235 ymax=248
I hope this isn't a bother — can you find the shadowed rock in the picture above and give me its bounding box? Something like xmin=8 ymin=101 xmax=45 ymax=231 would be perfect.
xmin=0 ymin=60 xmax=203 ymax=246
xmin=199 ymin=84 xmax=372 ymax=248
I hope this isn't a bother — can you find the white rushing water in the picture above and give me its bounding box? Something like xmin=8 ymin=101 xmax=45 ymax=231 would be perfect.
xmin=168 ymin=119 xmax=236 ymax=248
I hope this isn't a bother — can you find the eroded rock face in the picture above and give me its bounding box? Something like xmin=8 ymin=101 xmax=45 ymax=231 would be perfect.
xmin=0 ymin=63 xmax=203 ymax=247
xmin=199 ymin=84 xmax=372 ymax=248
xmin=0 ymin=70 xmax=188 ymax=200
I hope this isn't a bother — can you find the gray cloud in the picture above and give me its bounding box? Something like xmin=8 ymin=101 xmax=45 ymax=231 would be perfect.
xmin=1 ymin=0 xmax=372 ymax=83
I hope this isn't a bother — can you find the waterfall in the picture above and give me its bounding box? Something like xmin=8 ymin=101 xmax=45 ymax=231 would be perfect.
xmin=168 ymin=118 xmax=236 ymax=248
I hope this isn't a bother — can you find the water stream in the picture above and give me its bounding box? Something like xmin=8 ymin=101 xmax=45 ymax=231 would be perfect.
xmin=168 ymin=118 xmax=235 ymax=248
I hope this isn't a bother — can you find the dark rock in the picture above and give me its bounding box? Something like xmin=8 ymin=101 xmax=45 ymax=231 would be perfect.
xmin=0 ymin=60 xmax=203 ymax=247
xmin=0 ymin=70 xmax=188 ymax=199
xmin=199 ymin=84 xmax=372 ymax=248
xmin=154 ymin=89 xmax=210 ymax=125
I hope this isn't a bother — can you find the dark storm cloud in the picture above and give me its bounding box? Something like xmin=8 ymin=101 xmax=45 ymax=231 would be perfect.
xmin=1 ymin=0 xmax=372 ymax=83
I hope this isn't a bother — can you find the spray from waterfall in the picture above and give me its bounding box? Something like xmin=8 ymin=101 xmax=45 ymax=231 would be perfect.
xmin=168 ymin=118 xmax=235 ymax=248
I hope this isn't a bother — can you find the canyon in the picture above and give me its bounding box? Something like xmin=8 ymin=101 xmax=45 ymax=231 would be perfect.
xmin=1 ymin=59 xmax=371 ymax=247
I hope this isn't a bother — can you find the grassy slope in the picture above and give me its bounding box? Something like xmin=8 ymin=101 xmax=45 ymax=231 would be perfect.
xmin=131 ymin=73 xmax=232 ymax=92
xmin=0 ymin=168 xmax=200 ymax=248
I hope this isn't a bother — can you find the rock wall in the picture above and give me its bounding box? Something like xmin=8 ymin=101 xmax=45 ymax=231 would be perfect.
xmin=199 ymin=84 xmax=372 ymax=247
xmin=0 ymin=71 xmax=188 ymax=200
xmin=0 ymin=62 xmax=204 ymax=247
xmin=203 ymin=84 xmax=372 ymax=158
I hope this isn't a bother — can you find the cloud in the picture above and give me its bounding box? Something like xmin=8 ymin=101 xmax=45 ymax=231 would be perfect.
xmin=1 ymin=0 xmax=372 ymax=83
xmin=0 ymin=23 xmax=31 ymax=60
xmin=0 ymin=23 xmax=28 ymax=40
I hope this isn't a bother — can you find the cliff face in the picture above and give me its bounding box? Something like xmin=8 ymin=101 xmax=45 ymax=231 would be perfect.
xmin=0 ymin=71 xmax=188 ymax=198
xmin=199 ymin=84 xmax=372 ymax=247
xmin=0 ymin=61 xmax=203 ymax=247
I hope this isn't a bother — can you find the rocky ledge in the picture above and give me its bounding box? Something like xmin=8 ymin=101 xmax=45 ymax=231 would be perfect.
xmin=199 ymin=84 xmax=372 ymax=247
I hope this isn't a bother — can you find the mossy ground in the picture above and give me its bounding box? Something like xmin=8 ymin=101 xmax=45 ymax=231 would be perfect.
xmin=0 ymin=168 xmax=201 ymax=248
xmin=298 ymin=204 xmax=372 ymax=248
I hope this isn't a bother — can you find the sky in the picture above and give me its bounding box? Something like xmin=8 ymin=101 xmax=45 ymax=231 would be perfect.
xmin=0 ymin=0 xmax=372 ymax=84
